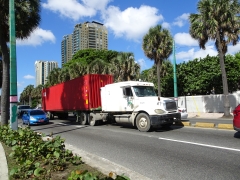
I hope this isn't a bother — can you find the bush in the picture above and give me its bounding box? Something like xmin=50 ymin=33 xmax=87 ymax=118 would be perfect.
xmin=0 ymin=125 xmax=130 ymax=180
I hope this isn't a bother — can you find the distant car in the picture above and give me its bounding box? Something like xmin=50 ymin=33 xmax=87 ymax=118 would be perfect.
xmin=22 ymin=109 xmax=49 ymax=125
xmin=17 ymin=105 xmax=31 ymax=117
xmin=178 ymin=107 xmax=188 ymax=119
xmin=233 ymin=105 xmax=240 ymax=132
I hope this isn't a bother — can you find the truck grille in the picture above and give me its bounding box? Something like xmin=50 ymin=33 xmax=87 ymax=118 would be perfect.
xmin=165 ymin=101 xmax=177 ymax=111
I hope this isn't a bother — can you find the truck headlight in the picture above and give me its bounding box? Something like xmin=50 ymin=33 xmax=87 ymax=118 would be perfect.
xmin=154 ymin=109 xmax=165 ymax=114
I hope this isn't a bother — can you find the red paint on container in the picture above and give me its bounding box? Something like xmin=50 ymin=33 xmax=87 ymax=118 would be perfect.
xmin=42 ymin=74 xmax=113 ymax=111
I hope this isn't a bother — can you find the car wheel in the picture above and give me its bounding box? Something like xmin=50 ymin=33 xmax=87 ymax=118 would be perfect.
xmin=27 ymin=120 xmax=30 ymax=126
xmin=22 ymin=120 xmax=25 ymax=125
xmin=136 ymin=113 xmax=151 ymax=132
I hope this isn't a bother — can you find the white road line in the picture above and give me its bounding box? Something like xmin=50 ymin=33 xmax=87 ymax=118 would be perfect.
xmin=158 ymin=137 xmax=240 ymax=152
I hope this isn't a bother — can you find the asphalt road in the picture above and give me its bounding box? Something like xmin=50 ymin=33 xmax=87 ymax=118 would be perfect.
xmin=24 ymin=118 xmax=240 ymax=180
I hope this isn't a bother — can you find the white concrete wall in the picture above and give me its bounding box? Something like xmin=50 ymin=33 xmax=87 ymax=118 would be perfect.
xmin=175 ymin=91 xmax=240 ymax=113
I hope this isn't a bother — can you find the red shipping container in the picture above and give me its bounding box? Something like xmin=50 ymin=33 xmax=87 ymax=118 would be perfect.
xmin=42 ymin=74 xmax=113 ymax=111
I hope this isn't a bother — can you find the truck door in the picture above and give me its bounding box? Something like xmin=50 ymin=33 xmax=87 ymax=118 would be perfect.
xmin=122 ymin=87 xmax=134 ymax=111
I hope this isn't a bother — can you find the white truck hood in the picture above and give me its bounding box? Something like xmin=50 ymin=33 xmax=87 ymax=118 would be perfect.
xmin=133 ymin=96 xmax=177 ymax=114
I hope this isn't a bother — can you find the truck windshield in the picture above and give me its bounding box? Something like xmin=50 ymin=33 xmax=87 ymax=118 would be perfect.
xmin=133 ymin=86 xmax=156 ymax=97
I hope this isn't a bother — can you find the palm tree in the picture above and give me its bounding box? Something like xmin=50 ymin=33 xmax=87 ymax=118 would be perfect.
xmin=88 ymin=58 xmax=111 ymax=74
xmin=111 ymin=52 xmax=140 ymax=82
xmin=24 ymin=85 xmax=34 ymax=107
xmin=142 ymin=25 xmax=173 ymax=96
xmin=59 ymin=67 xmax=70 ymax=83
xmin=189 ymin=0 xmax=240 ymax=116
xmin=46 ymin=68 xmax=61 ymax=86
xmin=31 ymin=84 xmax=44 ymax=105
xmin=0 ymin=0 xmax=40 ymax=125
xmin=68 ymin=62 xmax=88 ymax=80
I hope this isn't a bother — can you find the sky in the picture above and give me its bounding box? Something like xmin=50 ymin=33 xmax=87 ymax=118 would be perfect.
xmin=15 ymin=0 xmax=240 ymax=98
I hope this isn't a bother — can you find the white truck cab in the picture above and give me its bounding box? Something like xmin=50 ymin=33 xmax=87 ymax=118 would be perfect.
xmin=100 ymin=81 xmax=181 ymax=132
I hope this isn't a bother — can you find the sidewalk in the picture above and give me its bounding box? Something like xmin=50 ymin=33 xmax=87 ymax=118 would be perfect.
xmin=187 ymin=112 xmax=233 ymax=119
xmin=0 ymin=112 xmax=234 ymax=180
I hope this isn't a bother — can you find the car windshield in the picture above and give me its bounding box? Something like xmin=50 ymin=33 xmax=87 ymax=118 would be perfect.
xmin=133 ymin=86 xmax=156 ymax=97
xmin=30 ymin=110 xmax=45 ymax=115
xmin=19 ymin=106 xmax=31 ymax=109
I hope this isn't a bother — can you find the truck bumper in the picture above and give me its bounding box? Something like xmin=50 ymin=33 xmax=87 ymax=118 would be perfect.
xmin=149 ymin=113 xmax=181 ymax=126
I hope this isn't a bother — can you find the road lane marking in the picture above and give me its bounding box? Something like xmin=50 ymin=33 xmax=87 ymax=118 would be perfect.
xmin=158 ymin=137 xmax=240 ymax=152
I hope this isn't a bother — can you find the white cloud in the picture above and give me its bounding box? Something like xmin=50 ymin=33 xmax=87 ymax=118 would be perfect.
xmin=24 ymin=75 xmax=35 ymax=79
xmin=42 ymin=1 xmax=163 ymax=41
xmin=162 ymin=22 xmax=171 ymax=29
xmin=17 ymin=28 xmax=55 ymax=46
xmin=176 ymin=46 xmax=218 ymax=62
xmin=102 ymin=5 xmax=163 ymax=41
xmin=174 ymin=33 xmax=198 ymax=46
xmin=227 ymin=43 xmax=240 ymax=55
xmin=82 ymin=0 xmax=112 ymax=11
xmin=136 ymin=58 xmax=146 ymax=69
xmin=42 ymin=0 xmax=111 ymax=21
xmin=173 ymin=13 xmax=189 ymax=27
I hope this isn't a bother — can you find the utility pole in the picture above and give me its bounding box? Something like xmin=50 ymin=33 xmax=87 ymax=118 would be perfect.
xmin=9 ymin=0 xmax=18 ymax=130
xmin=173 ymin=40 xmax=178 ymax=106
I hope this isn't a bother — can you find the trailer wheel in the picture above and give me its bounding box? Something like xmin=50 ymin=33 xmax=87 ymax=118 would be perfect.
xmin=47 ymin=112 xmax=54 ymax=120
xmin=79 ymin=113 xmax=89 ymax=125
xmin=136 ymin=113 xmax=151 ymax=132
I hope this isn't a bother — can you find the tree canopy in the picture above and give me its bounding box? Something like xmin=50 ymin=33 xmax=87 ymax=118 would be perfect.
xmin=142 ymin=25 xmax=173 ymax=96
xmin=0 ymin=0 xmax=41 ymax=125
xmin=189 ymin=0 xmax=240 ymax=116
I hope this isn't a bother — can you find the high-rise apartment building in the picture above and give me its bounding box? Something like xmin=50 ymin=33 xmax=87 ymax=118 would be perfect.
xmin=61 ymin=34 xmax=72 ymax=65
xmin=61 ymin=21 xmax=108 ymax=66
xmin=35 ymin=61 xmax=58 ymax=86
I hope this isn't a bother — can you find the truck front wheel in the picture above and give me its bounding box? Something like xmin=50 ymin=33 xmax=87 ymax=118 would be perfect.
xmin=136 ymin=113 xmax=151 ymax=132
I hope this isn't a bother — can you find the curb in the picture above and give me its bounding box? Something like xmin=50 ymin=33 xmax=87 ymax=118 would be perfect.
xmin=0 ymin=143 xmax=8 ymax=180
xmin=217 ymin=124 xmax=234 ymax=130
xmin=195 ymin=122 xmax=215 ymax=128
xmin=174 ymin=122 xmax=234 ymax=130
xmin=65 ymin=144 xmax=151 ymax=180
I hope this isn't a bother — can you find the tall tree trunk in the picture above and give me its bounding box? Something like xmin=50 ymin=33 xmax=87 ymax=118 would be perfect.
xmin=29 ymin=96 xmax=32 ymax=107
xmin=216 ymin=31 xmax=230 ymax=117
xmin=0 ymin=29 xmax=10 ymax=125
xmin=157 ymin=61 xmax=161 ymax=96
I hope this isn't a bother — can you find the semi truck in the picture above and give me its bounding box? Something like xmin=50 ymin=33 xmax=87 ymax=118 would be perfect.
xmin=42 ymin=74 xmax=181 ymax=132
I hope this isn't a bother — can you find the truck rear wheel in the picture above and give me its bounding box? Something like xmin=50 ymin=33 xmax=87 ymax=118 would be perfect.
xmin=80 ymin=112 xmax=89 ymax=125
xmin=89 ymin=113 xmax=100 ymax=126
xmin=136 ymin=113 xmax=151 ymax=132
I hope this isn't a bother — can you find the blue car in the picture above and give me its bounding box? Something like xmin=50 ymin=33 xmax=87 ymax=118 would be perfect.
xmin=22 ymin=109 xmax=49 ymax=125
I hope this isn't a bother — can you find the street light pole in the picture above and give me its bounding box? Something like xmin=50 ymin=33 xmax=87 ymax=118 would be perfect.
xmin=173 ymin=40 xmax=178 ymax=106
xmin=9 ymin=0 xmax=18 ymax=130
